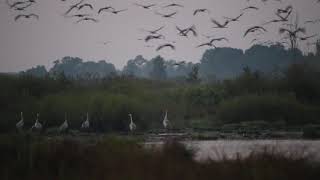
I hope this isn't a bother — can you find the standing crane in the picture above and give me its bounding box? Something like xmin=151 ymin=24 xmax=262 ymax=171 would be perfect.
xmin=129 ymin=114 xmax=136 ymax=132
xmin=59 ymin=113 xmax=69 ymax=133
xmin=163 ymin=110 xmax=170 ymax=129
xmin=31 ymin=113 xmax=42 ymax=131
xmin=16 ymin=112 xmax=24 ymax=130
xmin=81 ymin=112 xmax=90 ymax=129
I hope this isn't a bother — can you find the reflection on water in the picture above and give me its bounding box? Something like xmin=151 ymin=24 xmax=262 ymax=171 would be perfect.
xmin=146 ymin=140 xmax=320 ymax=161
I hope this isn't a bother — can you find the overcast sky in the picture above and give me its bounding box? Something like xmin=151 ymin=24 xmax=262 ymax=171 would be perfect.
xmin=0 ymin=0 xmax=319 ymax=72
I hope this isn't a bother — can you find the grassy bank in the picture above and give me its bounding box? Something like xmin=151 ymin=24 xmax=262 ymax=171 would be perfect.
xmin=1 ymin=134 xmax=319 ymax=180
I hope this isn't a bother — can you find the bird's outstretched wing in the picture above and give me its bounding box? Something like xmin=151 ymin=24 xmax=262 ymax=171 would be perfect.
xmin=156 ymin=44 xmax=175 ymax=51
xmin=14 ymin=14 xmax=24 ymax=21
xmin=244 ymin=26 xmax=266 ymax=37
xmin=79 ymin=4 xmax=94 ymax=10
xmin=98 ymin=7 xmax=115 ymax=14
xmin=29 ymin=14 xmax=39 ymax=20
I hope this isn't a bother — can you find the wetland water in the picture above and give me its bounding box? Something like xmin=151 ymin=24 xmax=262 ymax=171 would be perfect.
xmin=145 ymin=140 xmax=320 ymax=161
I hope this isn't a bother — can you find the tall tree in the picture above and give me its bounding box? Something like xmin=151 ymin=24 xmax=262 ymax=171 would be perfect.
xmin=149 ymin=56 xmax=167 ymax=80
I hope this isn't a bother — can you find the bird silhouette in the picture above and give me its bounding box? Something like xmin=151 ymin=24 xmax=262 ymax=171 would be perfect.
xmin=263 ymin=13 xmax=291 ymax=25
xmin=12 ymin=4 xmax=33 ymax=11
xmin=100 ymin=41 xmax=111 ymax=45
xmin=64 ymin=0 xmax=84 ymax=15
xmin=196 ymin=38 xmax=223 ymax=48
xmin=10 ymin=1 xmax=34 ymax=11
xmin=58 ymin=113 xmax=69 ymax=133
xmin=140 ymin=26 xmax=165 ymax=35
xmin=78 ymin=3 xmax=93 ymax=11
xmin=279 ymin=27 xmax=306 ymax=37
xmin=176 ymin=25 xmax=197 ymax=37
xmin=211 ymin=18 xmax=229 ymax=28
xmin=244 ymin=26 xmax=267 ymax=37
xmin=16 ymin=112 xmax=24 ymax=130
xmin=223 ymin=13 xmax=244 ymax=22
xmin=68 ymin=14 xmax=91 ymax=18
xmin=155 ymin=11 xmax=177 ymax=18
xmin=210 ymin=37 xmax=229 ymax=42
xmin=81 ymin=113 xmax=90 ymax=129
xmin=145 ymin=34 xmax=165 ymax=42
xmin=196 ymin=42 xmax=216 ymax=48
xmin=14 ymin=13 xmax=39 ymax=21
xmin=108 ymin=9 xmax=128 ymax=14
xmin=299 ymin=34 xmax=317 ymax=41
xmin=128 ymin=114 xmax=136 ymax=132
xmin=188 ymin=27 xmax=197 ymax=37
xmin=156 ymin=44 xmax=175 ymax=51
xmin=134 ymin=3 xmax=156 ymax=9
xmin=98 ymin=6 xmax=115 ymax=14
xmin=163 ymin=3 xmax=183 ymax=8
xmin=276 ymin=5 xmax=293 ymax=15
xmin=6 ymin=0 xmax=30 ymax=9
xmin=162 ymin=110 xmax=170 ymax=129
xmin=76 ymin=17 xmax=98 ymax=23
xmin=176 ymin=26 xmax=188 ymax=36
xmin=242 ymin=6 xmax=259 ymax=11
xmin=262 ymin=11 xmax=292 ymax=26
xmin=304 ymin=19 xmax=320 ymax=24
xmin=31 ymin=113 xmax=42 ymax=131
xmin=193 ymin=8 xmax=209 ymax=16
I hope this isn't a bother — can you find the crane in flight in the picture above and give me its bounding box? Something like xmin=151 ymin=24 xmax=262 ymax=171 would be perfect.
xmin=244 ymin=26 xmax=267 ymax=37
xmin=14 ymin=13 xmax=39 ymax=21
xmin=76 ymin=17 xmax=98 ymax=23
xmin=211 ymin=18 xmax=229 ymax=28
xmin=163 ymin=3 xmax=183 ymax=8
xmin=156 ymin=44 xmax=175 ymax=51
xmin=98 ymin=6 xmax=115 ymax=14
xmin=134 ymin=3 xmax=156 ymax=9
xmin=193 ymin=9 xmax=210 ymax=16
xmin=64 ymin=0 xmax=85 ymax=15
xmin=140 ymin=26 xmax=165 ymax=35
xmin=155 ymin=11 xmax=178 ymax=18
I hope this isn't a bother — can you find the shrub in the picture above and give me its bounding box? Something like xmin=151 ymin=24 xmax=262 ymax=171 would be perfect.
xmin=216 ymin=94 xmax=319 ymax=124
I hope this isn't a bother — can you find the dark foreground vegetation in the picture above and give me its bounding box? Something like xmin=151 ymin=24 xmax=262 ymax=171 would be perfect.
xmin=1 ymin=135 xmax=319 ymax=180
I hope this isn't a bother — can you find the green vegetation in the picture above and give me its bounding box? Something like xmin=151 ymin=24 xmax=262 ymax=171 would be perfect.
xmin=0 ymin=135 xmax=319 ymax=180
xmin=1 ymin=59 xmax=320 ymax=133
xmin=1 ymin=44 xmax=320 ymax=134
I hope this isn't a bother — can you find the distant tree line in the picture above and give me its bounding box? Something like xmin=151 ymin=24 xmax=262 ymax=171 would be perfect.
xmin=20 ymin=42 xmax=320 ymax=82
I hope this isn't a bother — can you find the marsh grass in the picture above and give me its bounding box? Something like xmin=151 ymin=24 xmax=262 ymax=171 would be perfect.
xmin=0 ymin=134 xmax=319 ymax=180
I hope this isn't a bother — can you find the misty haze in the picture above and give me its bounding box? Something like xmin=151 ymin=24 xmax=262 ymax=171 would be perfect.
xmin=1 ymin=0 xmax=320 ymax=180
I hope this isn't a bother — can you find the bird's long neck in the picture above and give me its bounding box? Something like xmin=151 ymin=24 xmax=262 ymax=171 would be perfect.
xmin=130 ymin=115 xmax=133 ymax=123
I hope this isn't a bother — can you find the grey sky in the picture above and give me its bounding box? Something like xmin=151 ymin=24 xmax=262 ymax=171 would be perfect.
xmin=0 ymin=0 xmax=319 ymax=72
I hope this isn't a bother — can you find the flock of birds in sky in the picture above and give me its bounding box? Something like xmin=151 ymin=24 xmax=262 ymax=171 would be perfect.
xmin=4 ymin=0 xmax=320 ymax=53
xmin=15 ymin=111 xmax=170 ymax=133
